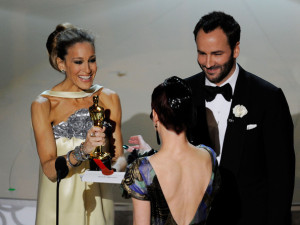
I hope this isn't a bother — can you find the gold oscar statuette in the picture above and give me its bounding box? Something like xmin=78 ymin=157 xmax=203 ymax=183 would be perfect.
xmin=89 ymin=95 xmax=111 ymax=161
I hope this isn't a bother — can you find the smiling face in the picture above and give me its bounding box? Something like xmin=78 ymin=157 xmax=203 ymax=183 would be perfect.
xmin=58 ymin=41 xmax=97 ymax=91
xmin=196 ymin=27 xmax=240 ymax=86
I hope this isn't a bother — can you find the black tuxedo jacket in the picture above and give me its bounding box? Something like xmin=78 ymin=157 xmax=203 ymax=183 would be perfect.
xmin=185 ymin=65 xmax=295 ymax=225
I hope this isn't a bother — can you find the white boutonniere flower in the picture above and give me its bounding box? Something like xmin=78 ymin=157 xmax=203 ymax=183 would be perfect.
xmin=233 ymin=105 xmax=248 ymax=118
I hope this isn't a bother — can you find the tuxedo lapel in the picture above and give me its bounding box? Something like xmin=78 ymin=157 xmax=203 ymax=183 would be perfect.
xmin=220 ymin=66 xmax=250 ymax=175
xmin=186 ymin=73 xmax=211 ymax=147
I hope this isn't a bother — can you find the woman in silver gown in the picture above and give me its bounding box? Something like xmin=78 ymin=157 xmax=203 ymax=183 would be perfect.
xmin=31 ymin=23 xmax=125 ymax=225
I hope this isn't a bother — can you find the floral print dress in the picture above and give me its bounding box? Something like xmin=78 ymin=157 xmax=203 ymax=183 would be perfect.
xmin=121 ymin=145 xmax=220 ymax=225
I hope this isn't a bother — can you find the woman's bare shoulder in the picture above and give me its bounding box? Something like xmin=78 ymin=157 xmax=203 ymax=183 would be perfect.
xmin=32 ymin=93 xmax=63 ymax=110
xmin=192 ymin=145 xmax=213 ymax=164
xmin=98 ymin=87 xmax=118 ymax=96
xmin=31 ymin=95 xmax=54 ymax=128
xmin=31 ymin=95 xmax=51 ymax=112
xmin=96 ymin=87 xmax=120 ymax=106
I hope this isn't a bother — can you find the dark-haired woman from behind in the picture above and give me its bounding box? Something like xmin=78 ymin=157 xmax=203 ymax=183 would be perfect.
xmin=121 ymin=76 xmax=219 ymax=225
xmin=31 ymin=23 xmax=126 ymax=225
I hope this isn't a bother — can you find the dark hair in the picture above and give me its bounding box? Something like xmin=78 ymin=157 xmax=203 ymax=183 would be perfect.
xmin=46 ymin=23 xmax=95 ymax=72
xmin=151 ymin=76 xmax=194 ymax=134
xmin=193 ymin=11 xmax=241 ymax=50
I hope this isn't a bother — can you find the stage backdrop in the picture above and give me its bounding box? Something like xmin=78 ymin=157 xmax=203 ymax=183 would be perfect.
xmin=0 ymin=0 xmax=299 ymax=203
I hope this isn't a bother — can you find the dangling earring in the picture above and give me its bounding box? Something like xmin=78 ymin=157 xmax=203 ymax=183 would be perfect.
xmin=155 ymin=124 xmax=160 ymax=145
xmin=61 ymin=70 xmax=65 ymax=74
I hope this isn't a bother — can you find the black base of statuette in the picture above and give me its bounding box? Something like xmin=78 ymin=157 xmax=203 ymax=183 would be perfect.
xmin=89 ymin=157 xmax=112 ymax=171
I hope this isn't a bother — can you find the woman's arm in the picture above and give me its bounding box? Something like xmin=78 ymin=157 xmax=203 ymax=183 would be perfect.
xmin=109 ymin=91 xmax=123 ymax=160
xmin=100 ymin=88 xmax=126 ymax=171
xmin=31 ymin=96 xmax=58 ymax=182
xmin=132 ymin=198 xmax=151 ymax=225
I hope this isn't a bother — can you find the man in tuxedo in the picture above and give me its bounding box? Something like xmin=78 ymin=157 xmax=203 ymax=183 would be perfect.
xmin=185 ymin=11 xmax=295 ymax=225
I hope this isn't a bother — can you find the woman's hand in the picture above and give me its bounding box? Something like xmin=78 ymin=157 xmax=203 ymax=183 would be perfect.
xmin=128 ymin=135 xmax=152 ymax=154
xmin=83 ymin=126 xmax=106 ymax=154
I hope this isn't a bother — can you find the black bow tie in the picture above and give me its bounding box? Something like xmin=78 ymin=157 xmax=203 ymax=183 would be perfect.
xmin=204 ymin=83 xmax=232 ymax=102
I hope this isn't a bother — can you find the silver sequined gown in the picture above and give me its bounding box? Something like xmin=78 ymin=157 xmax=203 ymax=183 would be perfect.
xmin=35 ymin=85 xmax=114 ymax=225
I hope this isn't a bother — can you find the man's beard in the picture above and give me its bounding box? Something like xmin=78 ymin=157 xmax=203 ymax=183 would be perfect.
xmin=199 ymin=53 xmax=235 ymax=84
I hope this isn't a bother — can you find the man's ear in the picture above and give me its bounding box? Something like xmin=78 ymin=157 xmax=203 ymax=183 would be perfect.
xmin=233 ymin=42 xmax=240 ymax=59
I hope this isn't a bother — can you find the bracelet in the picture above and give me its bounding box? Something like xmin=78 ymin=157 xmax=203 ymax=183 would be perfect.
xmin=73 ymin=143 xmax=89 ymax=162
xmin=71 ymin=151 xmax=83 ymax=166
xmin=67 ymin=150 xmax=82 ymax=167
xmin=79 ymin=142 xmax=90 ymax=160
xmin=73 ymin=146 xmax=83 ymax=161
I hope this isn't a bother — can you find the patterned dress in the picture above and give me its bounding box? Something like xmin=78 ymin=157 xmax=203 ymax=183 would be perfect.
xmin=121 ymin=145 xmax=219 ymax=225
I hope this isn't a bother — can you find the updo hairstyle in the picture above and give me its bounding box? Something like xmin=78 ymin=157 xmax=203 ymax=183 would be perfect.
xmin=46 ymin=22 xmax=95 ymax=72
xmin=151 ymin=76 xmax=194 ymax=134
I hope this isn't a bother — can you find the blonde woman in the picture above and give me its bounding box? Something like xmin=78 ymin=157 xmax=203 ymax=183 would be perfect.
xmin=31 ymin=23 xmax=125 ymax=225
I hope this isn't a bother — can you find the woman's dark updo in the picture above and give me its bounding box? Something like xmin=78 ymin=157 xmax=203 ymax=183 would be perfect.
xmin=151 ymin=76 xmax=195 ymax=134
xmin=46 ymin=23 xmax=95 ymax=72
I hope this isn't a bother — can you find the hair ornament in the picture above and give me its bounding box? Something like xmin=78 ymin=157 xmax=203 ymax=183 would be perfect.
xmin=168 ymin=96 xmax=191 ymax=110
xmin=168 ymin=98 xmax=181 ymax=109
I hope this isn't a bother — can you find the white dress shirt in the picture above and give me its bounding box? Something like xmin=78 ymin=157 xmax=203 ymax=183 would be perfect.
xmin=205 ymin=63 xmax=239 ymax=163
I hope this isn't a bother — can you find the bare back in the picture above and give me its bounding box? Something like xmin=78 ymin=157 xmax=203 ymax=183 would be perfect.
xmin=149 ymin=145 xmax=212 ymax=225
